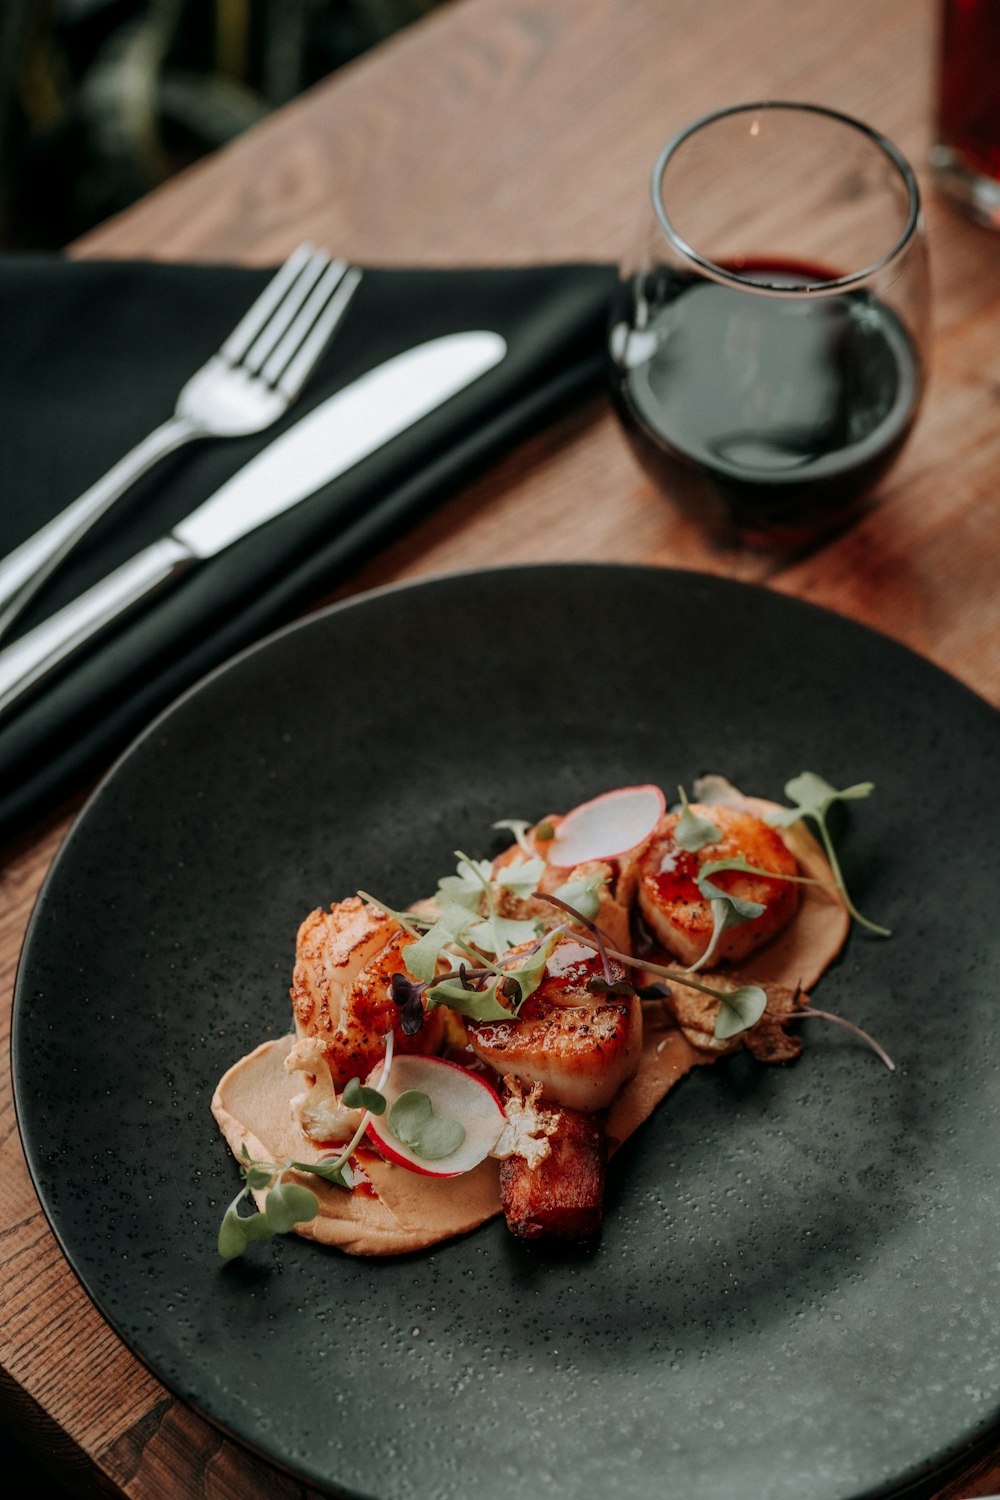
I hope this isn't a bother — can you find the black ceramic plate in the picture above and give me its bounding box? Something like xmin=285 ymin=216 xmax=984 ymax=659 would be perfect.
xmin=12 ymin=565 xmax=1000 ymax=1500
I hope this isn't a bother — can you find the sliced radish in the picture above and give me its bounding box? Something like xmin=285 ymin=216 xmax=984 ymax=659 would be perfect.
xmin=545 ymin=784 xmax=666 ymax=867
xmin=364 ymin=1053 xmax=504 ymax=1178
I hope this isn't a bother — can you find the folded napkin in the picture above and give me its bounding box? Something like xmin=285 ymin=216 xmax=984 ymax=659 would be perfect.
xmin=0 ymin=255 xmax=615 ymax=840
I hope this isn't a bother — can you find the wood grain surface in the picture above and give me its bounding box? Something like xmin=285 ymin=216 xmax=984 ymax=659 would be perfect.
xmin=3 ymin=0 xmax=999 ymax=1495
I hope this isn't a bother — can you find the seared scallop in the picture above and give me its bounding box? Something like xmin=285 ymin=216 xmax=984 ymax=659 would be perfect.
xmin=636 ymin=804 xmax=799 ymax=968
xmin=467 ymin=937 xmax=642 ymax=1111
xmin=291 ymin=897 xmax=445 ymax=1087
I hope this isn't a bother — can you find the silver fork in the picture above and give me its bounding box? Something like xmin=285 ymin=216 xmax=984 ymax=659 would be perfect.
xmin=0 ymin=243 xmax=362 ymax=642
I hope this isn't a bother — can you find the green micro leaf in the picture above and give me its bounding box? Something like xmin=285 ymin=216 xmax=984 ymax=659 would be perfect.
xmin=412 ymin=1115 xmax=467 ymax=1160
xmin=453 ymin=849 xmax=536 ymax=959
xmin=402 ymin=907 xmax=468 ymax=981
xmin=765 ymin=771 xmax=889 ymax=935
xmin=425 ymin=973 xmax=517 ymax=1023
xmin=697 ymin=875 xmax=769 ymax=919
xmin=388 ymin=1089 xmax=434 ymax=1144
xmin=714 ymin=984 xmax=769 ymax=1041
xmin=674 ymin=786 xmax=722 ymax=852
xmin=466 ymin=913 xmax=541 ymax=956
xmin=494 ymin=854 xmax=548 ymax=899
xmin=387 ymin=1089 xmax=466 ymax=1161
xmin=552 ymin=871 xmax=607 ymax=922
xmin=292 ymin=1157 xmax=356 ymax=1190
xmin=356 ymin=890 xmax=431 ymax=936
xmin=342 ymin=1077 xmax=387 ymax=1114
xmin=686 ymin=879 xmax=766 ymax=973
xmin=217 ymin=1188 xmax=276 ymax=1258
xmin=492 ymin=818 xmax=536 ymax=856
xmin=699 ymin=855 xmax=827 ymax=887
xmin=499 ymin=927 xmax=563 ymax=1007
xmin=264 ymin=1181 xmax=320 ymax=1234
xmin=243 ymin=1164 xmax=275 ymax=1191
xmin=218 ymin=1207 xmax=249 ymax=1261
xmin=437 ymin=856 xmax=494 ymax=912
xmin=774 ymin=771 xmax=874 ymax=823
xmin=240 ymin=1211 xmax=277 ymax=1242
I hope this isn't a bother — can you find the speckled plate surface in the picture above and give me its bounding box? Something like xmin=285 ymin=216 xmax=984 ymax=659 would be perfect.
xmin=12 ymin=565 xmax=1000 ymax=1500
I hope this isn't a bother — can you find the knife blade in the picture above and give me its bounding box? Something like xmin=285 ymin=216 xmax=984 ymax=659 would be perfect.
xmin=0 ymin=329 xmax=507 ymax=721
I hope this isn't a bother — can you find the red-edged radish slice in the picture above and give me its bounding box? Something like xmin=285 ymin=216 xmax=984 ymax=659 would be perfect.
xmin=364 ymin=1053 xmax=504 ymax=1178
xmin=545 ymin=784 xmax=665 ymax=867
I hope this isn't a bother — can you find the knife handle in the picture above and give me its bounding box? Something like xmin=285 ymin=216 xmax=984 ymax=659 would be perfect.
xmin=0 ymin=416 xmax=198 ymax=644
xmin=0 ymin=537 xmax=193 ymax=723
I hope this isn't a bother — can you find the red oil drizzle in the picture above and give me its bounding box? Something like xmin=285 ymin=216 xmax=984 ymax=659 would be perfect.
xmin=646 ymin=848 xmax=703 ymax=905
xmin=351 ymin=1146 xmax=382 ymax=1197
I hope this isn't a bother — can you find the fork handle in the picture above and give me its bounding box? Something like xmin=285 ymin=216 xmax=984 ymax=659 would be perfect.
xmin=0 ymin=414 xmax=199 ymax=642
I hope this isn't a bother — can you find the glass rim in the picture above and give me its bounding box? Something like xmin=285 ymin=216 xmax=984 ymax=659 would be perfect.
xmin=651 ymin=100 xmax=922 ymax=295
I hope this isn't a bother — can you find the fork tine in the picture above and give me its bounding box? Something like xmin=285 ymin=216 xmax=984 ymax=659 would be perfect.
xmin=273 ymin=267 xmax=363 ymax=400
xmin=261 ymin=261 xmax=359 ymax=395
xmin=255 ymin=258 xmax=347 ymax=388
xmin=220 ymin=243 xmax=317 ymax=364
xmin=239 ymin=249 xmax=333 ymax=373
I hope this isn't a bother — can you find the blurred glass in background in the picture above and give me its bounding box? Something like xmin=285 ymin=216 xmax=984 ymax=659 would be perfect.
xmin=0 ymin=0 xmax=444 ymax=248
xmin=932 ymin=0 xmax=1000 ymax=227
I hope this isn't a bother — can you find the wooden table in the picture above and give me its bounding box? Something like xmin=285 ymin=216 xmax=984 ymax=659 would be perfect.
xmin=2 ymin=0 xmax=998 ymax=1494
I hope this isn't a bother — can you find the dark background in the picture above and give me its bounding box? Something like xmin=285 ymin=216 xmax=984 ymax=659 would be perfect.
xmin=0 ymin=0 xmax=445 ymax=249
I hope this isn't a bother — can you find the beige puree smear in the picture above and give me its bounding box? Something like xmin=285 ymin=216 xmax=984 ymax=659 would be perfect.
xmin=212 ymin=794 xmax=848 ymax=1257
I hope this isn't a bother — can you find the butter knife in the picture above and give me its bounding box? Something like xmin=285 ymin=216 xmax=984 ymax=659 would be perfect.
xmin=0 ymin=329 xmax=507 ymax=721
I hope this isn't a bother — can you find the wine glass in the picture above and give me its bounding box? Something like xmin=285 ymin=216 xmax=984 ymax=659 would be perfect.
xmin=608 ymin=102 xmax=930 ymax=552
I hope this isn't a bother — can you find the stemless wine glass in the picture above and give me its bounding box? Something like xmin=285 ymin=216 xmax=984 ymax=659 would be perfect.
xmin=609 ymin=102 xmax=930 ymax=552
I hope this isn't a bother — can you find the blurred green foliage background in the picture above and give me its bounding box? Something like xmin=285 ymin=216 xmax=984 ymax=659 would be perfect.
xmin=0 ymin=0 xmax=443 ymax=247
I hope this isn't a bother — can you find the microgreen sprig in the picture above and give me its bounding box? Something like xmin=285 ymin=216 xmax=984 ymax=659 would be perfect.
xmin=531 ymin=890 xmax=767 ymax=1040
xmin=356 ymin=891 xmax=430 ymax=938
xmin=218 ymin=1153 xmax=324 ymax=1261
xmin=492 ymin=819 xmax=535 ymax=856
xmin=674 ymin=786 xmax=722 ymax=852
xmin=218 ymin=1034 xmax=396 ymax=1260
xmin=787 ymin=1003 xmax=896 ymax=1072
xmin=388 ymin=1090 xmax=466 ymax=1159
xmin=698 ymin=855 xmax=832 ymax=889
xmin=686 ymin=876 xmax=766 ymax=975
xmin=390 ymin=927 xmax=567 ymax=1027
xmin=360 ymin=835 xmax=605 ymax=1031
xmin=581 ymin=927 xmax=768 ymax=1040
xmin=454 ymin=848 xmax=541 ymax=957
xmin=764 ymin=772 xmax=890 ymax=936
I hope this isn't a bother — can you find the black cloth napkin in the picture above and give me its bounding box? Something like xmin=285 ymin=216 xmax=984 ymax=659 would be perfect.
xmin=0 ymin=255 xmax=616 ymax=841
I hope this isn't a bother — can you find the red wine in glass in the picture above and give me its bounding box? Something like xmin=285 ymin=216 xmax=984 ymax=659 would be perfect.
xmin=933 ymin=0 xmax=1000 ymax=224
xmin=609 ymin=256 xmax=923 ymax=550
xmin=613 ymin=104 xmax=929 ymax=552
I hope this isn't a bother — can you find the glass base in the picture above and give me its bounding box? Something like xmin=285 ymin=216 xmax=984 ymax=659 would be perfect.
xmin=931 ymin=143 xmax=1000 ymax=228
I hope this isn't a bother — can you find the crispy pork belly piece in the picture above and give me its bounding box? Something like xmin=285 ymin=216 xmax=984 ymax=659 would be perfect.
xmin=467 ymin=938 xmax=642 ymax=1112
xmin=499 ymin=1100 xmax=605 ymax=1241
xmin=290 ymin=897 xmax=445 ymax=1089
xmin=636 ymin=804 xmax=799 ymax=968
